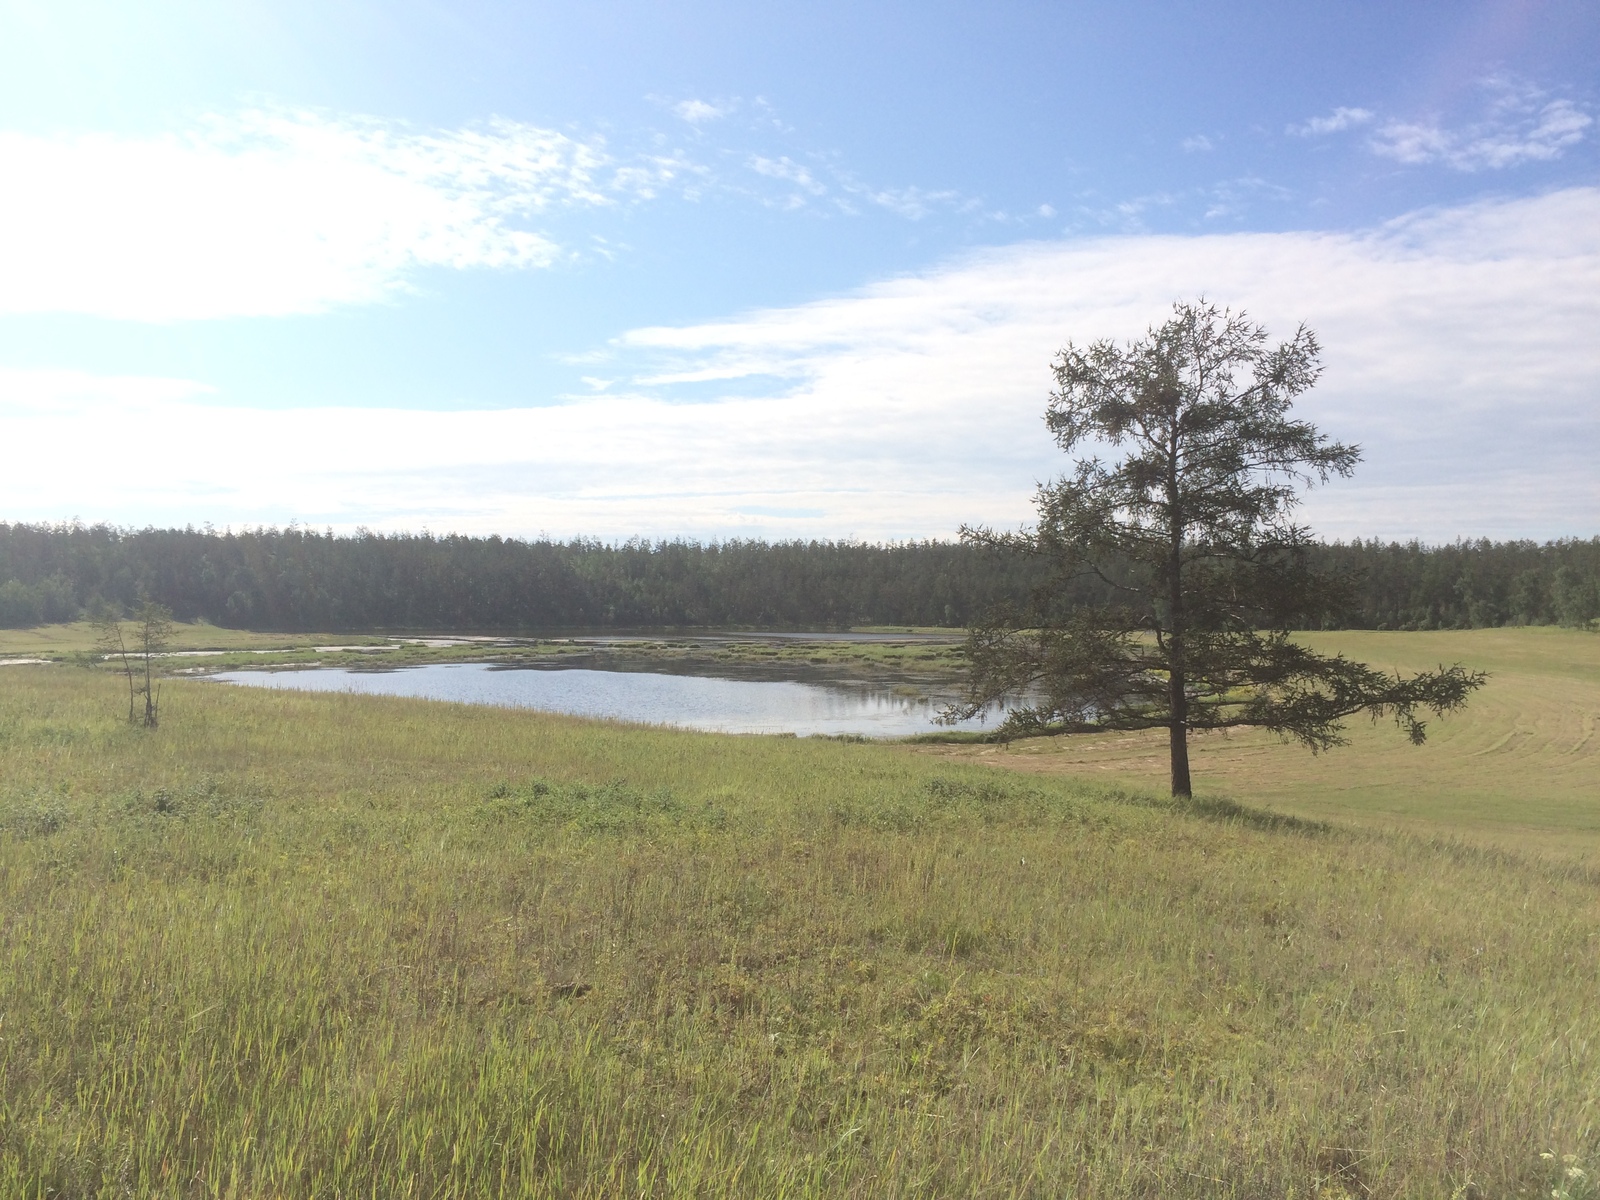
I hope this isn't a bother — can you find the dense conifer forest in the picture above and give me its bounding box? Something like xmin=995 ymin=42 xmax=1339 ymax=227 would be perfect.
xmin=0 ymin=522 xmax=1596 ymax=632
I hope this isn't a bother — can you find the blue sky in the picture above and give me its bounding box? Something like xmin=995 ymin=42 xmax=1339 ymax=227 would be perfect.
xmin=0 ymin=0 xmax=1596 ymax=539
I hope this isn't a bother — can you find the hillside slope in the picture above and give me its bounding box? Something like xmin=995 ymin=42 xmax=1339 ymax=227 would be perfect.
xmin=1 ymin=666 xmax=1596 ymax=1196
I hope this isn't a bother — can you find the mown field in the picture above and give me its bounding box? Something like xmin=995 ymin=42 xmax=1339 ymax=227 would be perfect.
xmin=1 ymin=630 xmax=1598 ymax=1197
xmin=923 ymin=628 xmax=1600 ymax=857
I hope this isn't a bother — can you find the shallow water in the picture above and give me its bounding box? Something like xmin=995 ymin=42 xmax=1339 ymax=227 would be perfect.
xmin=210 ymin=663 xmax=1005 ymax=738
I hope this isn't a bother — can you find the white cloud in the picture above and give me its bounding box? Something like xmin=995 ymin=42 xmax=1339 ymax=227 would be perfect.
xmin=1287 ymin=107 xmax=1374 ymax=137
xmin=0 ymin=104 xmax=998 ymax=320
xmin=0 ymin=109 xmax=642 ymax=321
xmin=3 ymin=190 xmax=1596 ymax=542
xmin=1369 ymin=79 xmax=1591 ymax=170
xmin=672 ymin=99 xmax=734 ymax=125
xmin=848 ymin=183 xmax=968 ymax=220
xmin=1181 ymin=134 xmax=1214 ymax=152
xmin=1201 ymin=176 xmax=1292 ymax=221
xmin=734 ymin=152 xmax=974 ymax=221
xmin=747 ymin=155 xmax=828 ymax=199
xmin=0 ymin=368 xmax=216 ymax=414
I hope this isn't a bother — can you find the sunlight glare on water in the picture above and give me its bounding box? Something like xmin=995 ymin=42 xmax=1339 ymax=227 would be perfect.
xmin=210 ymin=663 xmax=1004 ymax=738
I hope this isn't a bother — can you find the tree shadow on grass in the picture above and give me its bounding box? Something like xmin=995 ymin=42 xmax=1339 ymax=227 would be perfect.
xmin=1091 ymin=785 xmax=1337 ymax=837
xmin=1096 ymin=783 xmax=1600 ymax=885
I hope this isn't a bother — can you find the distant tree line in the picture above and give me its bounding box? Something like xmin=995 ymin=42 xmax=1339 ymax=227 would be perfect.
xmin=1317 ymin=538 xmax=1600 ymax=631
xmin=0 ymin=522 xmax=1595 ymax=632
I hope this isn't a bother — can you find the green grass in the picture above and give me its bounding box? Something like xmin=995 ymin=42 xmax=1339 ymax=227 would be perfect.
xmin=2 ymin=658 xmax=1599 ymax=1197
xmin=0 ymin=622 xmax=388 ymax=660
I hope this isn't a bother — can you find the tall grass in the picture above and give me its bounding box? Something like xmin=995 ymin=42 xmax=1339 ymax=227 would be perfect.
xmin=2 ymin=666 xmax=1597 ymax=1196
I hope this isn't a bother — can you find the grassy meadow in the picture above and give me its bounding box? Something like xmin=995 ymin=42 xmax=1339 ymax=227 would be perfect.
xmin=0 ymin=623 xmax=385 ymax=659
xmin=1 ymin=629 xmax=1598 ymax=1196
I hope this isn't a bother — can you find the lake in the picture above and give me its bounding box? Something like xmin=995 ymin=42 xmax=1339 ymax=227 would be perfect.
xmin=210 ymin=662 xmax=1006 ymax=738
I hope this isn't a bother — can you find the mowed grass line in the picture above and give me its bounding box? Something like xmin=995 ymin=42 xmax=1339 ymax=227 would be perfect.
xmin=1 ymin=666 xmax=1597 ymax=1197
xmin=921 ymin=627 xmax=1600 ymax=853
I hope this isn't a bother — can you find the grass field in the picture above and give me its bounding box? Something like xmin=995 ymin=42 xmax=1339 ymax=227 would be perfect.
xmin=920 ymin=627 xmax=1600 ymax=856
xmin=1 ymin=629 xmax=1598 ymax=1196
xmin=0 ymin=622 xmax=391 ymax=657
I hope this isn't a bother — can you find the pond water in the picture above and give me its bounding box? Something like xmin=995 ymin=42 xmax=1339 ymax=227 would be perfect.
xmin=210 ymin=663 xmax=1008 ymax=738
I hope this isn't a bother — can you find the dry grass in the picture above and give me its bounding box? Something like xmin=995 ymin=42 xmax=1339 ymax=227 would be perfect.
xmin=1 ymin=648 xmax=1598 ymax=1196
xmin=919 ymin=627 xmax=1600 ymax=857
xmin=0 ymin=622 xmax=381 ymax=658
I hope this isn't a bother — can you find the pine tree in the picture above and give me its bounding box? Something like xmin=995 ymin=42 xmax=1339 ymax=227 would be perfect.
xmin=949 ymin=300 xmax=1485 ymax=797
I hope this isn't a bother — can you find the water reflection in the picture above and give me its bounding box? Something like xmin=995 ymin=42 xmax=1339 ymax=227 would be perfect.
xmin=210 ymin=663 xmax=1003 ymax=738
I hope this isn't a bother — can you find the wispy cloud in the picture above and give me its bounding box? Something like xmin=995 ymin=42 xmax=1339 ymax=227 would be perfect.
xmin=649 ymin=93 xmax=979 ymax=220
xmin=1285 ymin=80 xmax=1592 ymax=172
xmin=0 ymin=103 xmax=986 ymax=319
xmin=1068 ymin=176 xmax=1290 ymax=234
xmin=848 ymin=183 xmax=969 ymax=220
xmin=672 ymin=98 xmax=735 ymax=125
xmin=747 ymin=154 xmax=828 ymax=203
xmin=1201 ymin=177 xmax=1292 ymax=221
xmin=730 ymin=150 xmax=975 ymax=221
xmin=1181 ymin=134 xmax=1214 ymax=153
xmin=1287 ymin=107 xmax=1374 ymax=137
xmin=0 ymin=108 xmax=656 ymax=320
xmin=7 ymin=190 xmax=1595 ymax=541
xmin=1369 ymin=77 xmax=1591 ymax=170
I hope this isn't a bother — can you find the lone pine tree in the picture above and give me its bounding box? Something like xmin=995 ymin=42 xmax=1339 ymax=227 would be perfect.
xmin=949 ymin=300 xmax=1484 ymax=797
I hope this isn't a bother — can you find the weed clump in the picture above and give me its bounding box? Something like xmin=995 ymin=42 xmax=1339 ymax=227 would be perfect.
xmin=123 ymin=778 xmax=265 ymax=825
xmin=478 ymin=777 xmax=729 ymax=834
xmin=0 ymin=796 xmax=71 ymax=840
xmin=824 ymin=774 xmax=1105 ymax=832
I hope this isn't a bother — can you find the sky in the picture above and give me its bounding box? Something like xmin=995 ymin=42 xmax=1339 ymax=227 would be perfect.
xmin=0 ymin=0 xmax=1596 ymax=542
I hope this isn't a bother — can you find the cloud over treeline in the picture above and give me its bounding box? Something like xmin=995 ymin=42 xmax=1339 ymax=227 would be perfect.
xmin=2 ymin=190 xmax=1595 ymax=542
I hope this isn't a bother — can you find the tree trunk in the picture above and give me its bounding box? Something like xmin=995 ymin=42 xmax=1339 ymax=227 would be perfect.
xmin=1167 ymin=646 xmax=1192 ymax=798
xmin=142 ymin=648 xmax=157 ymax=728
xmin=1165 ymin=427 xmax=1191 ymax=798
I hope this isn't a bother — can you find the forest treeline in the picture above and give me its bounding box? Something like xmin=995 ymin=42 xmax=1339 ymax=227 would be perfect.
xmin=0 ymin=522 xmax=1597 ymax=632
